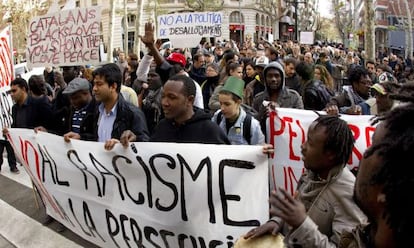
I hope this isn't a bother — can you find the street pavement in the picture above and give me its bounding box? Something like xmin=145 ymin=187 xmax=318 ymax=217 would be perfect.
xmin=0 ymin=159 xmax=100 ymax=248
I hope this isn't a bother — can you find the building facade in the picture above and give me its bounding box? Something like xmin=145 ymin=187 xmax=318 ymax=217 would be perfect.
xmin=355 ymin=0 xmax=414 ymax=56
xmin=74 ymin=0 xmax=278 ymax=52
xmin=72 ymin=0 xmax=317 ymax=53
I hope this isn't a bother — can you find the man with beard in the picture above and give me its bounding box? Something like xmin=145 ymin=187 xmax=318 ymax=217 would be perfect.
xmin=339 ymin=82 xmax=414 ymax=247
xmin=284 ymin=57 xmax=301 ymax=94
xmin=252 ymin=61 xmax=303 ymax=136
xmin=326 ymin=66 xmax=373 ymax=115
xmin=244 ymin=115 xmax=367 ymax=248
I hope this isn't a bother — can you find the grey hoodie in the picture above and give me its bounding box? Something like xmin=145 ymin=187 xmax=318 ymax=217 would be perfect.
xmin=263 ymin=61 xmax=286 ymax=90
xmin=251 ymin=61 xmax=303 ymax=137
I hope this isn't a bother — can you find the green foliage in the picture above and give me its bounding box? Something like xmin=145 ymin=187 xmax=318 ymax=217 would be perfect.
xmin=0 ymin=0 xmax=48 ymax=58
xmin=185 ymin=0 xmax=224 ymax=11
xmin=256 ymin=0 xmax=279 ymax=22
xmin=388 ymin=25 xmax=398 ymax=31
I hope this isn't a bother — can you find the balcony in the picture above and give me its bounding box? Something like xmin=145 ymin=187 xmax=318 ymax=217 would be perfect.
xmin=374 ymin=0 xmax=388 ymax=10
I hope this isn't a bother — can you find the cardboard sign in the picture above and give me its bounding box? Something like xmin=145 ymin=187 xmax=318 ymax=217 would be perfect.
xmin=158 ymin=12 xmax=223 ymax=48
xmin=26 ymin=7 xmax=102 ymax=67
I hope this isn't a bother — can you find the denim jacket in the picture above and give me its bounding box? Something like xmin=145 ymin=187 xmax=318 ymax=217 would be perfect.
xmin=211 ymin=107 xmax=265 ymax=145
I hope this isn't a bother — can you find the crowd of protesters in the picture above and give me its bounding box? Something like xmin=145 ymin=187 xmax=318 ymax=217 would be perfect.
xmin=1 ymin=20 xmax=413 ymax=247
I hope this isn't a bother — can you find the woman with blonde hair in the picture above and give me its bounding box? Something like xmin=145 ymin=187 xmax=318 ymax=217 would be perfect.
xmin=314 ymin=64 xmax=336 ymax=94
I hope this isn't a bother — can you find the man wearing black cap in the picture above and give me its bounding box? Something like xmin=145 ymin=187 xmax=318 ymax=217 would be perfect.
xmin=61 ymin=77 xmax=97 ymax=141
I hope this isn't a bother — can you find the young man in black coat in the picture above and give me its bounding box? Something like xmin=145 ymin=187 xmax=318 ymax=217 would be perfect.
xmin=117 ymin=74 xmax=230 ymax=147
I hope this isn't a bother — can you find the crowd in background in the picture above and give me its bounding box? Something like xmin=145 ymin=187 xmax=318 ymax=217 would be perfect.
xmin=2 ymin=21 xmax=414 ymax=247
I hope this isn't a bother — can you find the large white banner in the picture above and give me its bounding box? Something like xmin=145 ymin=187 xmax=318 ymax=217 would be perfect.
xmin=26 ymin=7 xmax=102 ymax=68
xmin=0 ymin=25 xmax=14 ymax=130
xmin=157 ymin=12 xmax=223 ymax=49
xmin=7 ymin=129 xmax=269 ymax=248
xmin=268 ymin=108 xmax=376 ymax=195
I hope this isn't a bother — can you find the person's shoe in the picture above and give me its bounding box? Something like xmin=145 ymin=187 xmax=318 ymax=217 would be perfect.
xmin=41 ymin=215 xmax=54 ymax=226
xmin=56 ymin=223 xmax=66 ymax=233
xmin=10 ymin=168 xmax=20 ymax=174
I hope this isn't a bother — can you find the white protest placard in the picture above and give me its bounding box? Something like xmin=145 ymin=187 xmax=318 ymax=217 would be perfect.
xmin=268 ymin=108 xmax=376 ymax=195
xmin=26 ymin=7 xmax=102 ymax=68
xmin=0 ymin=25 xmax=14 ymax=130
xmin=7 ymin=129 xmax=269 ymax=248
xmin=157 ymin=12 xmax=223 ymax=48
xmin=300 ymin=31 xmax=314 ymax=45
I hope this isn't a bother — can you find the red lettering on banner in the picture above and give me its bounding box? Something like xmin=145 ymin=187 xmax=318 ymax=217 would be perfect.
xmin=365 ymin=126 xmax=375 ymax=147
xmin=348 ymin=124 xmax=363 ymax=164
xmin=286 ymin=118 xmax=305 ymax=161
xmin=19 ymin=137 xmax=41 ymax=180
xmin=269 ymin=113 xmax=306 ymax=160
xmin=0 ymin=35 xmax=13 ymax=87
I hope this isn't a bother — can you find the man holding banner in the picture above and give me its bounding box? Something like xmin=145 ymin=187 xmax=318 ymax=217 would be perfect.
xmin=244 ymin=115 xmax=366 ymax=247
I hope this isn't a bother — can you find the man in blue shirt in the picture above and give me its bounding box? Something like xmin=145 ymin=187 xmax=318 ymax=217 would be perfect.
xmin=63 ymin=63 xmax=150 ymax=147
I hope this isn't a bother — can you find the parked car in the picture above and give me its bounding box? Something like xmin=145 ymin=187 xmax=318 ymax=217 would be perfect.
xmin=14 ymin=62 xmax=45 ymax=81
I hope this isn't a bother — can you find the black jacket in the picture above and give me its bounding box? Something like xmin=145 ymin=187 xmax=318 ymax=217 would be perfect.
xmin=88 ymin=95 xmax=150 ymax=141
xmin=69 ymin=98 xmax=98 ymax=141
xmin=11 ymin=95 xmax=54 ymax=129
xmin=302 ymin=80 xmax=333 ymax=111
xmin=150 ymin=108 xmax=230 ymax=144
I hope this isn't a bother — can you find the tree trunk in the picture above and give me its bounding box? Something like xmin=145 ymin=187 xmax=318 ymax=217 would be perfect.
xmin=134 ymin=0 xmax=143 ymax=57
xmin=404 ymin=0 xmax=413 ymax=60
xmin=123 ymin=0 xmax=128 ymax=55
xmin=107 ymin=0 xmax=115 ymax=62
xmin=364 ymin=0 xmax=375 ymax=61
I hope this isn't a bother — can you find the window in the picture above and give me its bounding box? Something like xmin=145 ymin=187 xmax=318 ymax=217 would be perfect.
xmin=128 ymin=14 xmax=136 ymax=26
xmin=230 ymin=11 xmax=243 ymax=23
xmin=376 ymin=10 xmax=385 ymax=20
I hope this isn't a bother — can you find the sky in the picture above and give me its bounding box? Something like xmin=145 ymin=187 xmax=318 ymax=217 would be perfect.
xmin=318 ymin=0 xmax=334 ymax=18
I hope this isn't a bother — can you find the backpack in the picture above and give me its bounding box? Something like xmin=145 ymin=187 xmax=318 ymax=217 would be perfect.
xmin=240 ymin=103 xmax=259 ymax=119
xmin=216 ymin=111 xmax=253 ymax=145
xmin=314 ymin=81 xmax=334 ymax=107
